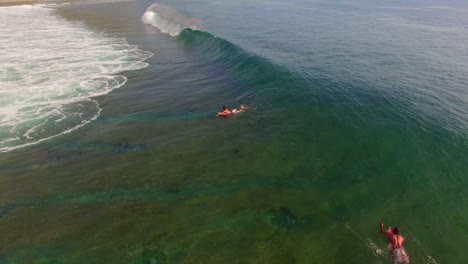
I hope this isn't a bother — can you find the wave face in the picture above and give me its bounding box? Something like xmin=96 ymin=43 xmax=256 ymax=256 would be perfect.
xmin=142 ymin=5 xmax=310 ymax=112
xmin=0 ymin=5 xmax=153 ymax=152
xmin=141 ymin=4 xmax=201 ymax=36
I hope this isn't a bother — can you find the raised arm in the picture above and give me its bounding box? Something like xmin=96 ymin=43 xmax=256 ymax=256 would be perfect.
xmin=380 ymin=222 xmax=391 ymax=235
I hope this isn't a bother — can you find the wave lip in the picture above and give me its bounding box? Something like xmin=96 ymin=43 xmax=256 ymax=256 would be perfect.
xmin=141 ymin=4 xmax=201 ymax=37
xmin=0 ymin=5 xmax=153 ymax=153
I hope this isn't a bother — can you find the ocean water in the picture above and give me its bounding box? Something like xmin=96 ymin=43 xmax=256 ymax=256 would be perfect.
xmin=0 ymin=0 xmax=467 ymax=263
xmin=0 ymin=4 xmax=153 ymax=152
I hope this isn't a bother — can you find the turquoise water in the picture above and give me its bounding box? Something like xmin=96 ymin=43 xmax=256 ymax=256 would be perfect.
xmin=0 ymin=0 xmax=467 ymax=263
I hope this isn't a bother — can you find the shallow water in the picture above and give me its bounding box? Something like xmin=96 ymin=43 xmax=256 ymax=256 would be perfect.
xmin=0 ymin=0 xmax=467 ymax=263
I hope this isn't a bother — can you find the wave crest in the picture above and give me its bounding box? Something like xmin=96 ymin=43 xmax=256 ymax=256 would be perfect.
xmin=141 ymin=4 xmax=201 ymax=37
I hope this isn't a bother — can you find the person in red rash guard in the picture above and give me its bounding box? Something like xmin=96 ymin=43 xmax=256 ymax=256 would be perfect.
xmin=216 ymin=106 xmax=233 ymax=117
xmin=380 ymin=222 xmax=410 ymax=264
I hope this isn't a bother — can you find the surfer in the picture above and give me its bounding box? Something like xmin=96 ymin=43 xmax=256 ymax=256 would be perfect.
xmin=216 ymin=106 xmax=233 ymax=117
xmin=380 ymin=222 xmax=410 ymax=264
xmin=216 ymin=105 xmax=246 ymax=117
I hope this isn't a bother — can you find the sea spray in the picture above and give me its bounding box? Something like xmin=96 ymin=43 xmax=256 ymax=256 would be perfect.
xmin=141 ymin=4 xmax=201 ymax=36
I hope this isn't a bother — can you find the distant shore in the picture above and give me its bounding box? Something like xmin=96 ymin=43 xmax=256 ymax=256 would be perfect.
xmin=0 ymin=0 xmax=134 ymax=7
xmin=0 ymin=0 xmax=46 ymax=7
xmin=0 ymin=0 xmax=75 ymax=7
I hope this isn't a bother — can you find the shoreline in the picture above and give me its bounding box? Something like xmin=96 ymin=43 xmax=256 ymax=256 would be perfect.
xmin=0 ymin=0 xmax=70 ymax=7
xmin=0 ymin=0 xmax=43 ymax=6
xmin=0 ymin=0 xmax=133 ymax=7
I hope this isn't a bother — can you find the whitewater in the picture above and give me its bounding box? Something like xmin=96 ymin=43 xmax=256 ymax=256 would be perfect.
xmin=141 ymin=4 xmax=201 ymax=37
xmin=0 ymin=4 xmax=152 ymax=152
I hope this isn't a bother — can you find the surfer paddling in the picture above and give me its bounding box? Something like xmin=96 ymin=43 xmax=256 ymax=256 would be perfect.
xmin=380 ymin=222 xmax=410 ymax=264
xmin=216 ymin=105 xmax=246 ymax=117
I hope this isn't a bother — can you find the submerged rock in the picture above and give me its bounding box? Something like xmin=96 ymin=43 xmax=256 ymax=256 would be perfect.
xmin=0 ymin=203 xmax=18 ymax=218
xmin=49 ymin=150 xmax=82 ymax=162
xmin=113 ymin=143 xmax=146 ymax=154
xmin=265 ymin=207 xmax=297 ymax=231
xmin=140 ymin=249 xmax=167 ymax=264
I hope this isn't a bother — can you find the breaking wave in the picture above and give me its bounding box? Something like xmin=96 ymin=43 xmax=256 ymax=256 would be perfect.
xmin=0 ymin=5 xmax=153 ymax=152
xmin=141 ymin=4 xmax=201 ymax=36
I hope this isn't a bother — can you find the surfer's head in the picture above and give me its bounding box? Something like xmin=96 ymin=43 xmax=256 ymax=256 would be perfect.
xmin=392 ymin=227 xmax=400 ymax=235
xmin=223 ymin=106 xmax=227 ymax=110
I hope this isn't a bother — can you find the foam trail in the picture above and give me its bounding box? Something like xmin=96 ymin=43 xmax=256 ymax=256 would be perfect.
xmin=141 ymin=4 xmax=201 ymax=36
xmin=0 ymin=5 xmax=153 ymax=152
xmin=343 ymin=220 xmax=387 ymax=259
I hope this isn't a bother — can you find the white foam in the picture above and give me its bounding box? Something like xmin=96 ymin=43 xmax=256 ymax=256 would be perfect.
xmin=141 ymin=4 xmax=200 ymax=37
xmin=365 ymin=239 xmax=385 ymax=257
xmin=0 ymin=5 xmax=153 ymax=152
